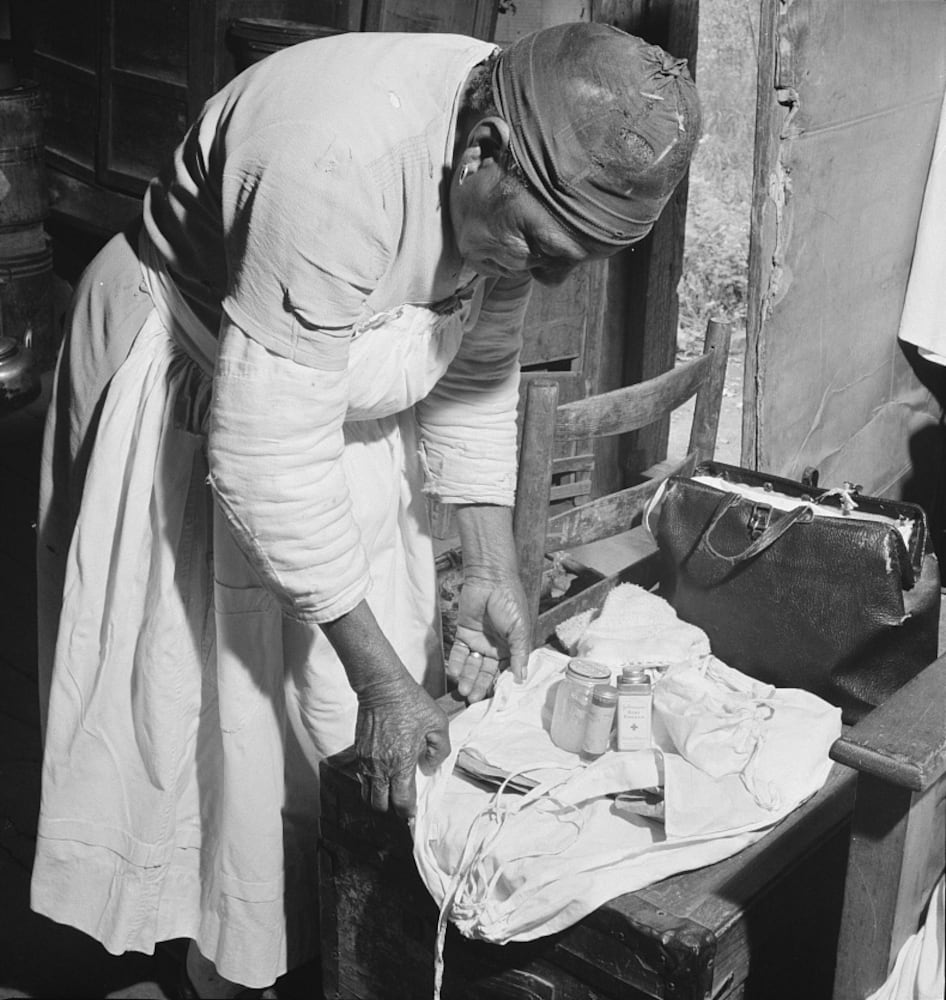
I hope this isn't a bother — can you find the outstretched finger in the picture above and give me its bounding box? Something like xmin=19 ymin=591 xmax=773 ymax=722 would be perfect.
xmin=446 ymin=638 xmax=470 ymax=684
xmin=389 ymin=768 xmax=416 ymax=820
xmin=466 ymin=654 xmax=499 ymax=703
xmin=371 ymin=777 xmax=391 ymax=813
xmin=506 ymin=620 xmax=532 ymax=683
xmin=358 ymin=768 xmax=392 ymax=814
xmin=421 ymin=727 xmax=452 ymax=773
xmin=447 ymin=642 xmax=487 ymax=698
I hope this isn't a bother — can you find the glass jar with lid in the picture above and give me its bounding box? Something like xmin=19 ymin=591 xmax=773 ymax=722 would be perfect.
xmin=549 ymin=658 xmax=611 ymax=753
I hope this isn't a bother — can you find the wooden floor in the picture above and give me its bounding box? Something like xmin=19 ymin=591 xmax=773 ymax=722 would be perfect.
xmin=0 ymin=384 xmax=942 ymax=999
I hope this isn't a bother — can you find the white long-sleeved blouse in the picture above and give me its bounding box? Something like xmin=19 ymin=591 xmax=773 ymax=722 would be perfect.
xmin=143 ymin=31 xmax=532 ymax=623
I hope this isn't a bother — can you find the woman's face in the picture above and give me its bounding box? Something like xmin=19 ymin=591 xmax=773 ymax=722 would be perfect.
xmin=449 ymin=162 xmax=613 ymax=286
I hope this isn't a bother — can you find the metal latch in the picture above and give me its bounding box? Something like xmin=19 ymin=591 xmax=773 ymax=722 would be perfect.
xmin=747 ymin=503 xmax=772 ymax=539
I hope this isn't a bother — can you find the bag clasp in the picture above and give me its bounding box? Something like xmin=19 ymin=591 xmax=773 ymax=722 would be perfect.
xmin=747 ymin=503 xmax=772 ymax=539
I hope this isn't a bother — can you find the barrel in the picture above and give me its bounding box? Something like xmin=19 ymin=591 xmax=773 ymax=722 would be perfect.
xmin=0 ymin=240 xmax=56 ymax=367
xmin=0 ymin=81 xmax=48 ymax=234
xmin=227 ymin=18 xmax=341 ymax=73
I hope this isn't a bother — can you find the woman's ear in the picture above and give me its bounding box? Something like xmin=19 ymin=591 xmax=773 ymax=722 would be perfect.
xmin=464 ymin=116 xmax=512 ymax=167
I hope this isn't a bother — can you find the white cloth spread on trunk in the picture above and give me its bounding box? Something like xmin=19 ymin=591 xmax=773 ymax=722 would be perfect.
xmin=412 ymin=586 xmax=840 ymax=997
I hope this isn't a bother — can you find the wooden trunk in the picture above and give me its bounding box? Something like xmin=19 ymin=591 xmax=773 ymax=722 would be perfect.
xmin=319 ymin=737 xmax=856 ymax=1000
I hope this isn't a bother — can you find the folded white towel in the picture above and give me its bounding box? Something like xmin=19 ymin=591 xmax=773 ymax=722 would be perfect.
xmin=555 ymin=582 xmax=711 ymax=670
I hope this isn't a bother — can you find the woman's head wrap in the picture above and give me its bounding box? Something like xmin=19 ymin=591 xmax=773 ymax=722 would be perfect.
xmin=492 ymin=22 xmax=701 ymax=247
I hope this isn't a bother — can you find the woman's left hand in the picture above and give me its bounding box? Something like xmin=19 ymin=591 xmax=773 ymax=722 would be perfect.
xmin=447 ymin=574 xmax=531 ymax=702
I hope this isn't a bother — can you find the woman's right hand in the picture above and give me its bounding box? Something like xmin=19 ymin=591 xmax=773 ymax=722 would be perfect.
xmin=320 ymin=599 xmax=451 ymax=819
xmin=352 ymin=673 xmax=451 ymax=817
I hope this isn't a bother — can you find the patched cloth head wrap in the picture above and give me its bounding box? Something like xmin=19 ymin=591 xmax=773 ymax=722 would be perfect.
xmin=492 ymin=22 xmax=701 ymax=247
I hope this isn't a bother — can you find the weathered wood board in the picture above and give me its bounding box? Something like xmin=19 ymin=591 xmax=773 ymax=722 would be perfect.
xmin=746 ymin=0 xmax=946 ymax=497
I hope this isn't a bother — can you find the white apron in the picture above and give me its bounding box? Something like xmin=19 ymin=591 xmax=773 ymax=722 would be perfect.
xmin=31 ymin=229 xmax=463 ymax=987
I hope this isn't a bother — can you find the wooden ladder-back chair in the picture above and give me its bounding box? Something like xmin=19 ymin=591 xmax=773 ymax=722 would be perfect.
xmin=513 ymin=316 xmax=732 ymax=647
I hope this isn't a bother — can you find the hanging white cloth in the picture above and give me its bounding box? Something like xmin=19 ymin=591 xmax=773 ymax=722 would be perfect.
xmin=898 ymin=86 xmax=946 ymax=367
xmin=867 ymin=874 xmax=945 ymax=1000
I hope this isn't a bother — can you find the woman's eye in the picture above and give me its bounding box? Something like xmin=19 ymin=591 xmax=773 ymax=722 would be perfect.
xmin=522 ymin=237 xmax=542 ymax=257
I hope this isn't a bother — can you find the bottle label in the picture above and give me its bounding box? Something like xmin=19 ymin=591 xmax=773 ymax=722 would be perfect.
xmin=616 ymin=694 xmax=652 ymax=750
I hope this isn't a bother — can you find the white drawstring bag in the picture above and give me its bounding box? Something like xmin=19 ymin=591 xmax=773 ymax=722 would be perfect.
xmin=412 ymin=645 xmax=841 ymax=975
xmin=655 ymin=657 xmax=843 ymax=828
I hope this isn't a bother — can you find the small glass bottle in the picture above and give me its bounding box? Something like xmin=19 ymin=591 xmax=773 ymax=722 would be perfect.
xmin=549 ymin=659 xmax=611 ymax=753
xmin=616 ymin=666 xmax=653 ymax=751
xmin=580 ymin=684 xmax=618 ymax=760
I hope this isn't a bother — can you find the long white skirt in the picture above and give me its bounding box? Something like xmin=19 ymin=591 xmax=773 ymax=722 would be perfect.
xmin=31 ymin=234 xmax=444 ymax=987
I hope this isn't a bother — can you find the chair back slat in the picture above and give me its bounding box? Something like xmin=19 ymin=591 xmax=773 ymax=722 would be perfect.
xmin=554 ymin=352 xmax=712 ymax=441
xmin=546 ymin=452 xmax=697 ymax=550
xmin=549 ymin=480 xmax=594 ymax=505
xmin=551 ymin=453 xmax=594 ymax=477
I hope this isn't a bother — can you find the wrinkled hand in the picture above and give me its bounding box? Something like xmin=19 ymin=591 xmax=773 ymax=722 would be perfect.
xmin=447 ymin=574 xmax=531 ymax=703
xmin=354 ymin=673 xmax=451 ymax=818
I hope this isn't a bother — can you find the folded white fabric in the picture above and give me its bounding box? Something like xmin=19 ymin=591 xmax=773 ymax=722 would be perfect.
xmin=412 ymin=635 xmax=841 ymax=953
xmin=656 ymin=657 xmax=842 ymax=820
xmin=555 ymin=582 xmax=712 ymax=670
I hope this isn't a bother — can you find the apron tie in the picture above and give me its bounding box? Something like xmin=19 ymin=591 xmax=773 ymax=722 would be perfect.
xmin=138 ymin=227 xmax=218 ymax=377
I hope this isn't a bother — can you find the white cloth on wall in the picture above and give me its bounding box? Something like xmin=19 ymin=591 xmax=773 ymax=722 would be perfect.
xmin=867 ymin=874 xmax=945 ymax=1000
xmin=898 ymin=87 xmax=946 ymax=367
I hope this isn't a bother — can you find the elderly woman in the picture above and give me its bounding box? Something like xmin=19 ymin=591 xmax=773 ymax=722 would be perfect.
xmin=32 ymin=21 xmax=699 ymax=998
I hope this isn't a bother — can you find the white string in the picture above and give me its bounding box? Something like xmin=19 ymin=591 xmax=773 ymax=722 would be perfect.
xmin=431 ymin=767 xmax=584 ymax=1000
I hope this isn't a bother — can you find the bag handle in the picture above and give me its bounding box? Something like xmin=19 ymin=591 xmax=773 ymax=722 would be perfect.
xmin=699 ymin=493 xmax=814 ymax=565
xmin=643 ymin=477 xmax=670 ymax=540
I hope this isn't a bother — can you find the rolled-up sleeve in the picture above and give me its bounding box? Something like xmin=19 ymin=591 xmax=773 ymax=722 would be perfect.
xmin=208 ymin=320 xmax=369 ymax=623
xmin=206 ymin=127 xmax=398 ymax=621
xmin=415 ymin=272 xmax=533 ymax=506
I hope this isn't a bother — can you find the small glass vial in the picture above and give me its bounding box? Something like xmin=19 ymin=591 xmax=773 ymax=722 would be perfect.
xmin=616 ymin=666 xmax=653 ymax=751
xmin=550 ymin=659 xmax=611 ymax=753
xmin=580 ymin=684 xmax=618 ymax=761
